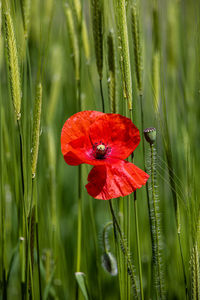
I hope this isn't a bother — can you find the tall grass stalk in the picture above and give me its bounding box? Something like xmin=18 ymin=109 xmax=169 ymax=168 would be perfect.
xmin=107 ymin=31 xmax=116 ymax=113
xmin=91 ymin=0 xmax=104 ymax=111
xmin=191 ymin=243 xmax=200 ymax=299
xmin=46 ymin=45 xmax=63 ymax=126
xmin=131 ymin=5 xmax=142 ymax=95
xmin=88 ymin=198 xmax=102 ymax=300
xmin=161 ymin=94 xmax=188 ymax=296
xmin=66 ymin=3 xmax=84 ymax=298
xmin=30 ymin=81 xmax=43 ymax=299
xmin=115 ymin=0 xmax=132 ymax=110
xmin=0 ymin=107 xmax=7 ymax=298
xmin=3 ymin=7 xmax=28 ymax=298
xmin=21 ymin=0 xmax=31 ymax=39
xmin=114 ymin=1 xmax=143 ymax=298
xmin=73 ymin=0 xmax=90 ymax=62
xmin=64 ymin=3 xmax=80 ymax=81
xmin=91 ymin=0 xmax=103 ymax=79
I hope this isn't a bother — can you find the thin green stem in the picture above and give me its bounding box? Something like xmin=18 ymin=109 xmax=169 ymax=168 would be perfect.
xmin=127 ymin=196 xmax=131 ymax=300
xmin=140 ymin=93 xmax=153 ymax=297
xmin=1 ymin=109 xmax=7 ymax=299
xmin=17 ymin=120 xmax=28 ymax=299
xmin=88 ymin=198 xmax=102 ymax=300
xmin=25 ymin=178 xmax=35 ymax=299
xmin=108 ymin=200 xmax=139 ymax=299
xmin=134 ymin=191 xmax=144 ymax=300
xmin=100 ymin=79 xmax=105 ymax=112
xmin=76 ymin=165 xmax=82 ymax=273
xmin=129 ymin=110 xmax=144 ymax=299
xmin=162 ymin=94 xmax=188 ymax=298
xmin=35 ymin=197 xmax=42 ymax=300
xmin=178 ymin=232 xmax=188 ymax=299
xmin=150 ymin=143 xmax=164 ymax=299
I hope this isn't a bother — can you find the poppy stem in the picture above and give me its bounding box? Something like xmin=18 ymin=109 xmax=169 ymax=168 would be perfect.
xmin=150 ymin=143 xmax=165 ymax=299
xmin=75 ymin=11 xmax=83 ymax=298
xmin=108 ymin=200 xmax=139 ymax=299
xmin=76 ymin=165 xmax=82 ymax=273
xmin=140 ymin=94 xmax=153 ymax=298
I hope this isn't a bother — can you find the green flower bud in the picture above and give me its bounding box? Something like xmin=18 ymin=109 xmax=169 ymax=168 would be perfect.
xmin=101 ymin=252 xmax=118 ymax=276
xmin=144 ymin=127 xmax=156 ymax=145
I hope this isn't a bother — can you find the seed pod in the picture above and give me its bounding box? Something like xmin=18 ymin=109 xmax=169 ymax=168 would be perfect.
xmin=144 ymin=127 xmax=156 ymax=145
xmin=101 ymin=252 xmax=118 ymax=276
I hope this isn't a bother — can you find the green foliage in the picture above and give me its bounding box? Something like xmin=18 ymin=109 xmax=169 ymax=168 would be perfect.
xmin=0 ymin=0 xmax=200 ymax=299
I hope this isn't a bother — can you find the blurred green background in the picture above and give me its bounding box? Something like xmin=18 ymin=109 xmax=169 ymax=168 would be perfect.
xmin=0 ymin=0 xmax=200 ymax=299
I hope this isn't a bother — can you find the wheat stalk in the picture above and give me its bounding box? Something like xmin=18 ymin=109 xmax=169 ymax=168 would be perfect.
xmin=91 ymin=0 xmax=103 ymax=79
xmin=107 ymin=31 xmax=116 ymax=113
xmin=115 ymin=0 xmax=132 ymax=110
xmin=131 ymin=4 xmax=142 ymax=95
xmin=74 ymin=0 xmax=90 ymax=62
xmin=191 ymin=243 xmax=200 ymax=299
xmin=64 ymin=3 xmax=80 ymax=81
xmin=21 ymin=0 xmax=31 ymax=39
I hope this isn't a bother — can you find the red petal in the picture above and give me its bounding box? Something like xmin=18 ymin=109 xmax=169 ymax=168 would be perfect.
xmin=88 ymin=114 xmax=140 ymax=160
xmin=61 ymin=111 xmax=104 ymax=155
xmin=86 ymin=160 xmax=149 ymax=200
xmin=64 ymin=135 xmax=120 ymax=166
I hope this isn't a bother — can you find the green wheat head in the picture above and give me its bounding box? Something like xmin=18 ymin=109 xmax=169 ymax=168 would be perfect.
xmin=64 ymin=3 xmax=80 ymax=81
xmin=4 ymin=9 xmax=22 ymax=120
xmin=107 ymin=31 xmax=116 ymax=113
xmin=91 ymin=0 xmax=103 ymax=79
xmin=115 ymin=0 xmax=132 ymax=110
xmin=31 ymin=82 xmax=42 ymax=179
xmin=131 ymin=4 xmax=142 ymax=95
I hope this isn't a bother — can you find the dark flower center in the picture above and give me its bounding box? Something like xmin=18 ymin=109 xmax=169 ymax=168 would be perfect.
xmin=92 ymin=142 xmax=111 ymax=159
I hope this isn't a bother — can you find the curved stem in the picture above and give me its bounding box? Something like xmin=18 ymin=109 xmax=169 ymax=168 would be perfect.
xmin=103 ymin=221 xmax=113 ymax=253
xmin=108 ymin=200 xmax=139 ymax=299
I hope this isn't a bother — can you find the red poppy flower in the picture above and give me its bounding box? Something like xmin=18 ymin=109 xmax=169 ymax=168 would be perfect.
xmin=61 ymin=111 xmax=149 ymax=200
